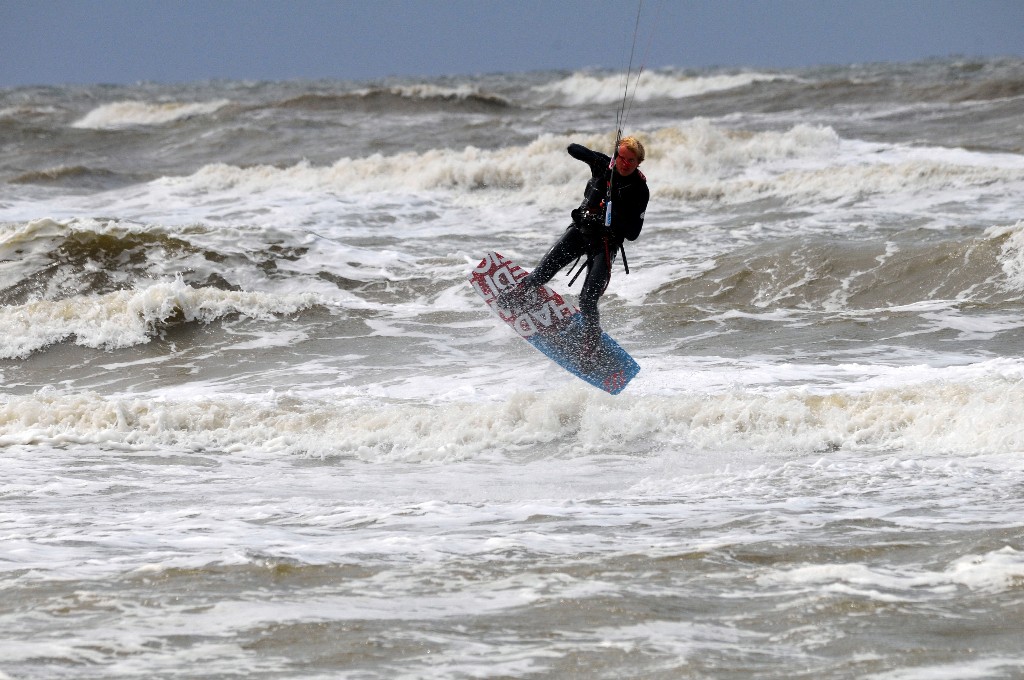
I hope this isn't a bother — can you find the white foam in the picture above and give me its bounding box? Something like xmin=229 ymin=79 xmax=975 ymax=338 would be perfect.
xmin=355 ymin=82 xmax=510 ymax=105
xmin=865 ymin=658 xmax=1024 ymax=680
xmin=71 ymin=99 xmax=231 ymax=129
xmin=3 ymin=358 xmax=1024 ymax=459
xmin=0 ymin=276 xmax=321 ymax=359
xmin=763 ymin=546 xmax=1024 ymax=596
xmin=533 ymin=70 xmax=793 ymax=105
xmin=991 ymin=220 xmax=1024 ymax=290
xmin=153 ymin=122 xmax=844 ymax=208
xmin=6 ymin=121 xmax=1023 ymax=231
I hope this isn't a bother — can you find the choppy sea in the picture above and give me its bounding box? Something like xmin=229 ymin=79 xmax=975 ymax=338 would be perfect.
xmin=2 ymin=57 xmax=1024 ymax=679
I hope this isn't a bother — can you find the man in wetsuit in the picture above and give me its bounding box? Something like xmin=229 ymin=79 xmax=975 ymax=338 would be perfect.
xmin=499 ymin=135 xmax=649 ymax=359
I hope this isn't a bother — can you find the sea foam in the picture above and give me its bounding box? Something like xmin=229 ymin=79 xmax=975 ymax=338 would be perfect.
xmin=72 ymin=99 xmax=231 ymax=129
xmin=533 ymin=70 xmax=793 ymax=105
xmin=0 ymin=276 xmax=321 ymax=359
xmin=3 ymin=360 xmax=1024 ymax=459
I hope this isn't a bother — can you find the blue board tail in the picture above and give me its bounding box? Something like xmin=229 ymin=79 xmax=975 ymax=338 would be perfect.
xmin=526 ymin=314 xmax=639 ymax=394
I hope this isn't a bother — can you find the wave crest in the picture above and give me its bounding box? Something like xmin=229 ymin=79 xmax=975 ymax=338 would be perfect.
xmin=0 ymin=276 xmax=321 ymax=359
xmin=76 ymin=119 xmax=1024 ymax=216
xmin=534 ymin=70 xmax=792 ymax=105
xmin=72 ymin=99 xmax=231 ymax=129
xmin=3 ymin=364 xmax=1023 ymax=458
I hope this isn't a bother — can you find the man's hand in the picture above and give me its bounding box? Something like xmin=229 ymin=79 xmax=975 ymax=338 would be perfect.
xmin=573 ymin=209 xmax=610 ymax=238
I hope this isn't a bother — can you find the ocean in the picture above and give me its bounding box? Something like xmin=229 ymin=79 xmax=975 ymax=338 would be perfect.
xmin=2 ymin=57 xmax=1024 ymax=679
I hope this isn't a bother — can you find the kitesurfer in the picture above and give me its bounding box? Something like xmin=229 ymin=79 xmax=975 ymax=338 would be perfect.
xmin=499 ymin=136 xmax=649 ymax=360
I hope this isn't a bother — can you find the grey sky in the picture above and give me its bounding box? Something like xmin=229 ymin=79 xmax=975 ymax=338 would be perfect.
xmin=2 ymin=0 xmax=1022 ymax=86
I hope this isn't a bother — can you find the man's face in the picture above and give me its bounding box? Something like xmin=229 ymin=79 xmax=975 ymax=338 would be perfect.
xmin=615 ymin=146 xmax=639 ymax=176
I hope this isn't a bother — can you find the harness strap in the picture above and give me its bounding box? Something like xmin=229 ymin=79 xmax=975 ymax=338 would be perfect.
xmin=602 ymin=237 xmax=613 ymax=294
xmin=568 ymin=255 xmax=588 ymax=287
xmin=568 ymin=236 xmax=623 ymax=291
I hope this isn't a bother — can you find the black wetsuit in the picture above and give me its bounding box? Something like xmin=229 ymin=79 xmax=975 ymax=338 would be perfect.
xmin=522 ymin=143 xmax=649 ymax=335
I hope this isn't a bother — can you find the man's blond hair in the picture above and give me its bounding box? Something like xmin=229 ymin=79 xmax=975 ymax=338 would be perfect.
xmin=619 ymin=136 xmax=645 ymax=163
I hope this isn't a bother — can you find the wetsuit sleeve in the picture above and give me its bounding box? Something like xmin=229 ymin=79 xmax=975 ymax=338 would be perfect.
xmin=567 ymin=143 xmax=610 ymax=174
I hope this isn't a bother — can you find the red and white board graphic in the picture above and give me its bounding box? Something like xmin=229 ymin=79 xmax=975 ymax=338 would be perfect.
xmin=468 ymin=251 xmax=640 ymax=395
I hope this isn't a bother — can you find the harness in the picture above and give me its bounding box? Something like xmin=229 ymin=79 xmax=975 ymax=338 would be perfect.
xmin=567 ymin=231 xmax=618 ymax=290
xmin=567 ymin=163 xmax=632 ymax=289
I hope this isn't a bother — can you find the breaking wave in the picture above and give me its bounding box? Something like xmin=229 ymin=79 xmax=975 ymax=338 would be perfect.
xmin=534 ymin=70 xmax=794 ymax=106
xmin=0 ymin=276 xmax=321 ymax=359
xmin=3 ymin=362 xmax=1023 ymax=459
xmin=72 ymin=99 xmax=232 ymax=129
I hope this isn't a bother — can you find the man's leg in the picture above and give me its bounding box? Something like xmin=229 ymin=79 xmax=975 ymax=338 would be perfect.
xmin=497 ymin=226 xmax=587 ymax=311
xmin=524 ymin=226 xmax=589 ymax=287
xmin=577 ymin=245 xmax=614 ymax=359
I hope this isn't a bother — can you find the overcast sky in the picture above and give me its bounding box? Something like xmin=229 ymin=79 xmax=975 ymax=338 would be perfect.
xmin=2 ymin=0 xmax=1022 ymax=87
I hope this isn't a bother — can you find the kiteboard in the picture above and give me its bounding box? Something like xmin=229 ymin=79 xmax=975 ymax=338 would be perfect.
xmin=468 ymin=251 xmax=640 ymax=395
